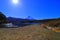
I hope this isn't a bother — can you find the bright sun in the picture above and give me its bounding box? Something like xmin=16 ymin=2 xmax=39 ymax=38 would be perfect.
xmin=12 ymin=0 xmax=19 ymax=4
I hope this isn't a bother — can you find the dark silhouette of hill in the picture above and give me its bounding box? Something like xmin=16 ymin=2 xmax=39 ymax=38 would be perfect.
xmin=32 ymin=18 xmax=59 ymax=23
xmin=36 ymin=18 xmax=60 ymax=27
xmin=0 ymin=12 xmax=7 ymax=24
xmin=0 ymin=12 xmax=7 ymax=28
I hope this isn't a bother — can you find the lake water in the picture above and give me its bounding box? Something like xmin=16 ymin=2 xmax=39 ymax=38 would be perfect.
xmin=5 ymin=22 xmax=40 ymax=28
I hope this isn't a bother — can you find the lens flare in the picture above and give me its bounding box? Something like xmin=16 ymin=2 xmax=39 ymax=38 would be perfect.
xmin=12 ymin=0 xmax=19 ymax=4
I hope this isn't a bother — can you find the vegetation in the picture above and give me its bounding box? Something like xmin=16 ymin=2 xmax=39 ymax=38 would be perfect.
xmin=0 ymin=25 xmax=60 ymax=40
xmin=46 ymin=18 xmax=60 ymax=27
xmin=35 ymin=18 xmax=60 ymax=27
xmin=0 ymin=12 xmax=7 ymax=28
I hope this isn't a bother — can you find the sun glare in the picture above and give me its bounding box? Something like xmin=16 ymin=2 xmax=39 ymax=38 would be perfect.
xmin=12 ymin=0 xmax=19 ymax=4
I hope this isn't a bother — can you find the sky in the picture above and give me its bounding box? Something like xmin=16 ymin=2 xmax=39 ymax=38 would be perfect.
xmin=0 ymin=0 xmax=60 ymax=20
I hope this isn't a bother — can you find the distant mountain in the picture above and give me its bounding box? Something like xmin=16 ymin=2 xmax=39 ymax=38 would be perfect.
xmin=25 ymin=16 xmax=35 ymax=20
xmin=6 ymin=17 xmax=36 ymax=26
xmin=6 ymin=17 xmax=60 ymax=27
xmin=7 ymin=17 xmax=25 ymax=21
xmin=7 ymin=17 xmax=36 ymax=23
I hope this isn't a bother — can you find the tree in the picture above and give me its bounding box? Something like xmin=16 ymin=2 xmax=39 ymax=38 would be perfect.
xmin=0 ymin=12 xmax=7 ymax=28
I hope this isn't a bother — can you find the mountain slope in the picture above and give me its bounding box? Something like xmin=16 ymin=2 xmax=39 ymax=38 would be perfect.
xmin=25 ymin=16 xmax=35 ymax=20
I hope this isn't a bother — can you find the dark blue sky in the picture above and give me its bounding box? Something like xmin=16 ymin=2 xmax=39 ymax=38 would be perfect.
xmin=0 ymin=0 xmax=60 ymax=20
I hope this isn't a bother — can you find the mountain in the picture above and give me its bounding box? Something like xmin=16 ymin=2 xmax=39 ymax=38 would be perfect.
xmin=6 ymin=17 xmax=26 ymax=27
xmin=7 ymin=17 xmax=26 ymax=21
xmin=6 ymin=17 xmax=60 ymax=27
xmin=6 ymin=17 xmax=36 ymax=26
xmin=7 ymin=17 xmax=30 ymax=22
xmin=25 ymin=16 xmax=35 ymax=20
xmin=7 ymin=17 xmax=37 ymax=23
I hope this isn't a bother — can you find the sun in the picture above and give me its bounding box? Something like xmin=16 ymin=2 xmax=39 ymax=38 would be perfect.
xmin=12 ymin=0 xmax=19 ymax=4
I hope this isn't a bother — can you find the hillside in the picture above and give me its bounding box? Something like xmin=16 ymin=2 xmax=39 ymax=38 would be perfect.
xmin=35 ymin=18 xmax=60 ymax=27
xmin=0 ymin=24 xmax=60 ymax=40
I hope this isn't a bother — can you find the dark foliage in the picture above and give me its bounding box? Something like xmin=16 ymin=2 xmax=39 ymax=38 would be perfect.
xmin=0 ymin=12 xmax=7 ymax=24
xmin=0 ymin=12 xmax=7 ymax=28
